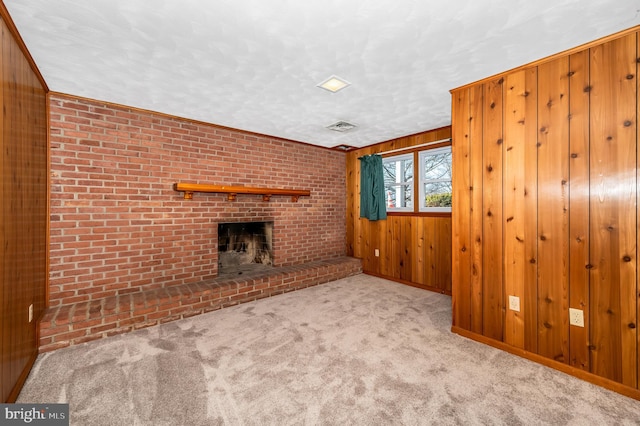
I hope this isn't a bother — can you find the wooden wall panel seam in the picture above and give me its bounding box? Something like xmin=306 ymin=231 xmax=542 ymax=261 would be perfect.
xmin=568 ymin=49 xmax=592 ymax=371
xmin=588 ymin=33 xmax=637 ymax=387
xmin=482 ymin=78 xmax=505 ymax=341
xmin=469 ymin=84 xmax=485 ymax=334
xmin=537 ymin=58 xmax=569 ymax=362
xmin=452 ymin=88 xmax=472 ymax=328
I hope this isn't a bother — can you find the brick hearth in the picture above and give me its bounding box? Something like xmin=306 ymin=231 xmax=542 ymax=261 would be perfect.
xmin=39 ymin=257 xmax=361 ymax=352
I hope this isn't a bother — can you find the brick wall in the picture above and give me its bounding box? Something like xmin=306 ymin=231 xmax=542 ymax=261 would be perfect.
xmin=49 ymin=94 xmax=346 ymax=307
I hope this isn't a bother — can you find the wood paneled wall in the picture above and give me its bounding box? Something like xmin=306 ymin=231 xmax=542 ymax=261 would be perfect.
xmin=0 ymin=12 xmax=48 ymax=401
xmin=451 ymin=27 xmax=640 ymax=395
xmin=346 ymin=127 xmax=453 ymax=294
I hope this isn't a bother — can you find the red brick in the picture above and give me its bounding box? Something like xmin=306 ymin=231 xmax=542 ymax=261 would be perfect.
xmin=90 ymin=323 xmax=118 ymax=334
xmin=119 ymin=316 xmax=146 ymax=327
xmin=53 ymin=330 xmax=88 ymax=342
xmin=106 ymin=326 xmax=133 ymax=337
xmin=54 ymin=305 xmax=74 ymax=326
xmin=159 ymin=315 xmax=181 ymax=324
xmin=73 ymin=334 xmax=103 ymax=345
xmin=40 ymin=324 xmax=71 ymax=338
xmin=133 ymin=306 xmax=157 ymax=316
xmin=72 ymin=318 xmax=103 ymax=331
xmin=102 ymin=313 xmax=130 ymax=324
xmin=134 ymin=321 xmax=158 ymax=330
xmin=182 ymin=310 xmax=203 ymax=319
xmin=39 ymin=341 xmax=71 ymax=353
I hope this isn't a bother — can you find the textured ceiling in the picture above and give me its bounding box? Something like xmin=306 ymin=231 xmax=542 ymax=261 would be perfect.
xmin=5 ymin=1 xmax=640 ymax=148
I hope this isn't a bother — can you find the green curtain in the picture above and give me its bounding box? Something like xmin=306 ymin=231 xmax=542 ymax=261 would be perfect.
xmin=359 ymin=154 xmax=387 ymax=221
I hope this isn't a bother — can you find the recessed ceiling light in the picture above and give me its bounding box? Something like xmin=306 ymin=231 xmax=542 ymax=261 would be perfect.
xmin=317 ymin=75 xmax=351 ymax=93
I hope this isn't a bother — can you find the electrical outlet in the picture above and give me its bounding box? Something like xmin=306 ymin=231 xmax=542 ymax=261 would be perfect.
xmin=29 ymin=304 xmax=33 ymax=323
xmin=508 ymin=295 xmax=520 ymax=312
xmin=569 ymin=308 xmax=584 ymax=327
xmin=374 ymin=249 xmax=380 ymax=257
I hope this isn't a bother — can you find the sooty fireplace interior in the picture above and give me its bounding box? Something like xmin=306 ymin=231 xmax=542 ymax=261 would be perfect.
xmin=218 ymin=221 xmax=273 ymax=276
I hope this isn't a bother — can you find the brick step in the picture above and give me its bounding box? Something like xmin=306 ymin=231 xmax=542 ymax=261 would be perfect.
xmin=39 ymin=257 xmax=362 ymax=352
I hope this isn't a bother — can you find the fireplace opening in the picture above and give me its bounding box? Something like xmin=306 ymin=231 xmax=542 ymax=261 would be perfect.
xmin=218 ymin=221 xmax=273 ymax=276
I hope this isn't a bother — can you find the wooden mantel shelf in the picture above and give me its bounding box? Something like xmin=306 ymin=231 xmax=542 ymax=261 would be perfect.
xmin=173 ymin=183 xmax=310 ymax=201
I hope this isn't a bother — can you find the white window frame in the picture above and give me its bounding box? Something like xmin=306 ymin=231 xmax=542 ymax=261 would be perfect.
xmin=382 ymin=152 xmax=414 ymax=212
xmin=419 ymin=146 xmax=452 ymax=213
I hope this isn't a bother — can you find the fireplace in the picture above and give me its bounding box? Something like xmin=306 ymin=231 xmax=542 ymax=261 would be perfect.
xmin=218 ymin=221 xmax=273 ymax=276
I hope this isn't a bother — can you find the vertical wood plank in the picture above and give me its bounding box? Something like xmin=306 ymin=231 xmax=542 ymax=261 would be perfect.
xmin=17 ymin=29 xmax=27 ymax=381
xmin=400 ymin=217 xmax=413 ymax=281
xmin=568 ymin=49 xmax=591 ymax=371
xmin=523 ymin=68 xmax=539 ymax=354
xmin=346 ymin=152 xmax=357 ymax=256
xmin=361 ymin=219 xmax=373 ymax=272
xmin=589 ymin=33 xmax=637 ymax=387
xmin=353 ymin=154 xmax=364 ymax=260
xmin=381 ymin=218 xmax=393 ymax=277
xmin=469 ymin=84 xmax=484 ymax=334
xmin=15 ymin=31 xmax=27 ymax=386
xmin=503 ymin=71 xmax=527 ymax=349
xmin=537 ymin=57 xmax=570 ymax=362
xmin=436 ymin=217 xmax=453 ymax=293
xmin=452 ymin=88 xmax=472 ymax=329
xmin=370 ymin=219 xmax=381 ymax=275
xmin=637 ymin=31 xmax=640 ymax=392
xmin=29 ymin=56 xmax=47 ymax=371
xmin=412 ymin=217 xmax=424 ymax=285
xmin=0 ymin=17 xmax=5 ymax=401
xmin=2 ymin=19 xmax=16 ymax=399
xmin=482 ymin=78 xmax=504 ymax=340
xmin=390 ymin=216 xmax=402 ymax=280
xmin=423 ymin=217 xmax=436 ymax=287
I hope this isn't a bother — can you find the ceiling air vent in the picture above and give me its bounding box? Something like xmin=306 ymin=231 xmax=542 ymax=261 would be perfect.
xmin=332 ymin=144 xmax=356 ymax=152
xmin=326 ymin=121 xmax=357 ymax=132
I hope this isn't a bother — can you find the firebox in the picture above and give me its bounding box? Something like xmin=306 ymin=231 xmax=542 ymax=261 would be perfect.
xmin=218 ymin=221 xmax=273 ymax=276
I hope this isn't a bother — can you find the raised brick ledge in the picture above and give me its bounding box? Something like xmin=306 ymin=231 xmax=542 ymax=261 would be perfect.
xmin=39 ymin=257 xmax=362 ymax=353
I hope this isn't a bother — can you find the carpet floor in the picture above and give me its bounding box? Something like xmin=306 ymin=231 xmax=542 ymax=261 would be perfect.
xmin=18 ymin=274 xmax=640 ymax=425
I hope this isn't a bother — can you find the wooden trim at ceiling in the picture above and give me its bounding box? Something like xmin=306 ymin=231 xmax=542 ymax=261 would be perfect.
xmin=49 ymin=91 xmax=342 ymax=153
xmin=450 ymin=24 xmax=640 ymax=93
xmin=379 ymin=124 xmax=453 ymax=143
xmin=355 ymin=125 xmax=454 ymax=153
xmin=379 ymin=140 xmax=451 ymax=158
xmin=0 ymin=1 xmax=48 ymax=91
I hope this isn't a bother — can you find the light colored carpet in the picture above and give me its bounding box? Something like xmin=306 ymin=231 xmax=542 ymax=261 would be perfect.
xmin=18 ymin=274 xmax=640 ymax=425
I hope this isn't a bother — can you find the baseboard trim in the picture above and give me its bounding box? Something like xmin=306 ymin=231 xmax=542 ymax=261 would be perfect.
xmin=6 ymin=351 xmax=38 ymax=403
xmin=451 ymin=326 xmax=640 ymax=402
xmin=363 ymin=271 xmax=452 ymax=296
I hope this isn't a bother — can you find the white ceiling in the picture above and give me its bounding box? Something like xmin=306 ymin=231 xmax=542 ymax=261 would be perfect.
xmin=5 ymin=1 xmax=640 ymax=148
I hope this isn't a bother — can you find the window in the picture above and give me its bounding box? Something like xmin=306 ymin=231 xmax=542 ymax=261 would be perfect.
xmin=382 ymin=153 xmax=413 ymax=211
xmin=419 ymin=146 xmax=452 ymax=212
